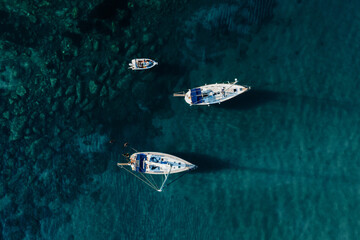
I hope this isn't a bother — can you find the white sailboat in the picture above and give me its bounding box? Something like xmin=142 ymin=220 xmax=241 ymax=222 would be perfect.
xmin=174 ymin=78 xmax=250 ymax=106
xmin=128 ymin=58 xmax=158 ymax=70
xmin=118 ymin=151 xmax=197 ymax=192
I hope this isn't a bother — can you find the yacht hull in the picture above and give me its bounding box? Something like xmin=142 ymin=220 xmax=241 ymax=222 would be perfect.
xmin=185 ymin=82 xmax=250 ymax=105
xmin=130 ymin=152 xmax=196 ymax=175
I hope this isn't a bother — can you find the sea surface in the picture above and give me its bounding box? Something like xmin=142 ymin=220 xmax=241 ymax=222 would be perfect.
xmin=1 ymin=0 xmax=360 ymax=239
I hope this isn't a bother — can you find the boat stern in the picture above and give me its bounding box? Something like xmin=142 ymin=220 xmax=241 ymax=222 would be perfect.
xmin=128 ymin=59 xmax=136 ymax=70
xmin=184 ymin=90 xmax=192 ymax=105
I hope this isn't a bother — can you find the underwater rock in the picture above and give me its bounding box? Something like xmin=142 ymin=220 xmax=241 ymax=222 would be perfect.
xmin=142 ymin=33 xmax=153 ymax=44
xmin=65 ymin=85 xmax=75 ymax=95
xmin=13 ymin=102 xmax=25 ymax=116
xmin=94 ymin=64 xmax=101 ymax=74
xmin=32 ymin=126 xmax=41 ymax=135
xmin=10 ymin=91 xmax=18 ymax=100
xmin=100 ymin=99 xmax=106 ymax=109
xmin=61 ymin=37 xmax=76 ymax=57
xmin=93 ymin=40 xmax=99 ymax=51
xmin=74 ymin=111 xmax=81 ymax=118
xmin=3 ymin=111 xmax=10 ymax=120
xmin=26 ymin=138 xmax=46 ymax=158
xmin=82 ymin=37 xmax=93 ymax=51
xmin=110 ymin=44 xmax=119 ymax=53
xmin=108 ymin=86 xmax=119 ymax=100
xmin=79 ymin=98 xmax=88 ymax=108
xmin=59 ymin=129 xmax=74 ymax=141
xmin=131 ymin=81 xmax=146 ymax=96
xmin=116 ymin=73 xmax=131 ymax=90
xmin=2 ymin=221 xmax=24 ymax=240
xmin=24 ymin=128 xmax=31 ymax=135
xmin=51 ymin=101 xmax=59 ymax=112
xmin=67 ymin=68 xmax=75 ymax=79
xmin=117 ymin=64 xmax=127 ymax=76
xmin=77 ymin=117 xmax=94 ymax=136
xmin=16 ymin=85 xmax=27 ymax=97
xmin=109 ymin=60 xmax=119 ymax=76
xmin=64 ymin=96 xmax=75 ymax=112
xmin=48 ymin=199 xmax=62 ymax=214
xmin=0 ymin=118 xmax=6 ymax=128
xmin=10 ymin=115 xmax=27 ymax=141
xmin=53 ymin=125 xmax=61 ymax=137
xmin=126 ymin=44 xmax=138 ymax=57
xmin=89 ymin=80 xmax=98 ymax=94
xmin=48 ymin=136 xmax=63 ymax=151
xmin=49 ymin=78 xmax=57 ymax=88
xmin=98 ymin=71 xmax=108 ymax=83
xmin=82 ymin=100 xmax=95 ymax=111
xmin=76 ymin=132 xmax=108 ymax=154
xmin=39 ymin=112 xmax=45 ymax=121
xmin=0 ymin=182 xmax=5 ymax=198
xmin=100 ymin=85 xmax=107 ymax=97
xmin=38 ymin=148 xmax=54 ymax=163
xmin=30 ymin=112 xmax=38 ymax=120
xmin=54 ymin=88 xmax=63 ymax=98
xmin=76 ymin=81 xmax=82 ymax=103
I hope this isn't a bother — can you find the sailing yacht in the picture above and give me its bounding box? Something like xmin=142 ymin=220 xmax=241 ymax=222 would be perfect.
xmin=118 ymin=152 xmax=197 ymax=192
xmin=174 ymin=78 xmax=250 ymax=106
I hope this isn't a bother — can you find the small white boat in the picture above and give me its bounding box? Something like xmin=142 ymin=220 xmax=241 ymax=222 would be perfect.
xmin=128 ymin=58 xmax=158 ymax=70
xmin=174 ymin=78 xmax=250 ymax=106
xmin=118 ymin=151 xmax=196 ymax=192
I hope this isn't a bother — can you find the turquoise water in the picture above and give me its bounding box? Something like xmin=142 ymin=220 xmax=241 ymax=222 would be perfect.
xmin=2 ymin=0 xmax=360 ymax=239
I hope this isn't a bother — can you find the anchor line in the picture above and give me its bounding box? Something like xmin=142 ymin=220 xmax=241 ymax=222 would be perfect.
xmin=119 ymin=165 xmax=159 ymax=191
xmin=165 ymin=169 xmax=193 ymax=187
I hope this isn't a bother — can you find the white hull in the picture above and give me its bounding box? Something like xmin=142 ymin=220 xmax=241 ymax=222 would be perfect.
xmin=129 ymin=152 xmax=196 ymax=175
xmin=184 ymin=80 xmax=250 ymax=106
xmin=129 ymin=58 xmax=158 ymax=70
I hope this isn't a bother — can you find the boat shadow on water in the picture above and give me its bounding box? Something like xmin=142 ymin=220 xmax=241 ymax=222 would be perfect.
xmin=236 ymin=165 xmax=360 ymax=185
xmin=215 ymin=89 xmax=280 ymax=110
xmin=154 ymin=63 xmax=188 ymax=77
xmin=172 ymin=152 xmax=233 ymax=173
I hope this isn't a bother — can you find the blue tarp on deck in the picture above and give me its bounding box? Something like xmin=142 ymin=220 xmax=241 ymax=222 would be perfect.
xmin=191 ymin=88 xmax=203 ymax=104
xmin=136 ymin=153 xmax=147 ymax=173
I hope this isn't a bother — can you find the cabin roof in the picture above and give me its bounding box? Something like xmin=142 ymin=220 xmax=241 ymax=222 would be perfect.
xmin=136 ymin=153 xmax=147 ymax=173
xmin=190 ymin=88 xmax=203 ymax=104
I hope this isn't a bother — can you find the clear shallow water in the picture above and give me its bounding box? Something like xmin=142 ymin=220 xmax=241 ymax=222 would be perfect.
xmin=2 ymin=0 xmax=360 ymax=239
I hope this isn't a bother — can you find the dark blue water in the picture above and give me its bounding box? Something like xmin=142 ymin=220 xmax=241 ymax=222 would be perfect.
xmin=1 ymin=0 xmax=360 ymax=239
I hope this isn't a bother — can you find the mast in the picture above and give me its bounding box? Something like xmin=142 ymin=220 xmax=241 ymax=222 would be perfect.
xmin=224 ymin=78 xmax=239 ymax=92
